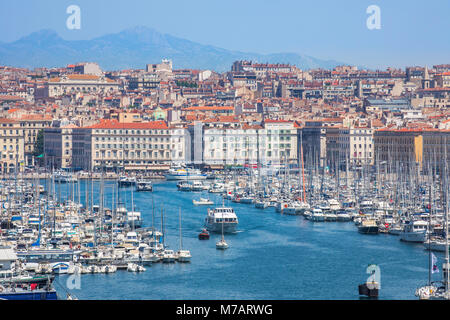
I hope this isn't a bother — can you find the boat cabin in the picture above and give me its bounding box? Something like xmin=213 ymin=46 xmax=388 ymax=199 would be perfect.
xmin=0 ymin=247 xmax=17 ymax=271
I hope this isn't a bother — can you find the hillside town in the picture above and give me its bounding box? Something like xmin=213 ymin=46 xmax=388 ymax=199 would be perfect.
xmin=1 ymin=58 xmax=450 ymax=301
xmin=0 ymin=60 xmax=448 ymax=173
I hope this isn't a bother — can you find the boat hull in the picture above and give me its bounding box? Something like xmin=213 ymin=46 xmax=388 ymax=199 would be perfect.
xmin=165 ymin=174 xmax=207 ymax=181
xmin=0 ymin=290 xmax=58 ymax=300
xmin=283 ymin=208 xmax=298 ymax=215
xmin=311 ymin=215 xmax=325 ymax=222
xmin=400 ymin=232 xmax=427 ymax=243
xmin=358 ymin=226 xmax=379 ymax=235
xmin=136 ymin=186 xmax=153 ymax=192
xmin=205 ymin=222 xmax=237 ymax=234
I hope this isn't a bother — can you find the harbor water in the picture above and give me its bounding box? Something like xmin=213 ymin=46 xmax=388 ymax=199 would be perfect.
xmin=53 ymin=180 xmax=438 ymax=300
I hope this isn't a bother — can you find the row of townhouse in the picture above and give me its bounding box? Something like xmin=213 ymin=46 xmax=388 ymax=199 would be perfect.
xmin=0 ymin=115 xmax=52 ymax=173
xmin=42 ymin=118 xmax=450 ymax=172
xmin=303 ymin=124 xmax=450 ymax=172
xmin=374 ymin=128 xmax=450 ymax=172
xmin=0 ymin=118 xmax=24 ymax=173
xmin=301 ymin=120 xmax=375 ymax=169
xmin=44 ymin=119 xmax=299 ymax=171
xmin=202 ymin=120 xmax=298 ymax=167
xmin=68 ymin=120 xmax=188 ymax=172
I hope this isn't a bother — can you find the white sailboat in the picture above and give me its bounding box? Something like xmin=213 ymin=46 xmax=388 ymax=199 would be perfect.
xmin=216 ymin=211 xmax=228 ymax=250
xmin=176 ymin=208 xmax=191 ymax=262
xmin=416 ymin=142 xmax=450 ymax=300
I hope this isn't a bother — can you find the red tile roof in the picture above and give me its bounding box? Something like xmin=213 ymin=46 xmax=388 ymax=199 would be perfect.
xmin=85 ymin=119 xmax=168 ymax=130
xmin=183 ymin=106 xmax=234 ymax=111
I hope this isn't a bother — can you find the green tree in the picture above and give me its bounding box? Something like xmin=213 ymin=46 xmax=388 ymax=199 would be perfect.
xmin=33 ymin=129 xmax=44 ymax=165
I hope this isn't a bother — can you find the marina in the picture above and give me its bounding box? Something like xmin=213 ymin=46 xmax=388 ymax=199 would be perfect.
xmin=0 ymin=160 xmax=449 ymax=300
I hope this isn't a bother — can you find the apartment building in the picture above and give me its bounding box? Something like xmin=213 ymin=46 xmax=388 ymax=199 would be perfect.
xmin=232 ymin=61 xmax=293 ymax=77
xmin=203 ymin=124 xmax=262 ymax=167
xmin=349 ymin=127 xmax=374 ymax=166
xmin=435 ymin=72 xmax=450 ymax=88
xmin=421 ymin=130 xmax=450 ymax=171
xmin=374 ymin=128 xmax=423 ymax=170
xmin=323 ymin=82 xmax=355 ymax=100
xmin=262 ymin=120 xmax=298 ymax=165
xmin=44 ymin=124 xmax=77 ymax=169
xmin=47 ymin=74 xmax=120 ymax=97
xmin=71 ymin=120 xmax=187 ymax=171
xmin=374 ymin=128 xmax=450 ymax=172
xmin=15 ymin=115 xmax=52 ymax=166
xmin=0 ymin=119 xmax=24 ymax=173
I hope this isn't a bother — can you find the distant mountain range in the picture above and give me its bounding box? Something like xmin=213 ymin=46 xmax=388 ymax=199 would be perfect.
xmin=0 ymin=26 xmax=345 ymax=72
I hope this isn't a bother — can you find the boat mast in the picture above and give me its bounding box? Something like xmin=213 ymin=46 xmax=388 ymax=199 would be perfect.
xmin=161 ymin=205 xmax=164 ymax=248
xmin=443 ymin=136 xmax=449 ymax=294
xmin=100 ymin=164 xmax=104 ymax=240
xmin=111 ymin=183 xmax=115 ymax=251
xmin=221 ymin=211 xmax=225 ymax=242
xmin=179 ymin=207 xmax=182 ymax=251
xmin=131 ymin=187 xmax=135 ymax=232
xmin=428 ymin=181 xmax=432 ymax=287
xmin=52 ymin=170 xmax=56 ymax=243
xmin=301 ymin=139 xmax=306 ymax=203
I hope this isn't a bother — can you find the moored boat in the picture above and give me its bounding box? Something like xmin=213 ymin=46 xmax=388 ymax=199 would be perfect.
xmin=357 ymin=219 xmax=379 ymax=235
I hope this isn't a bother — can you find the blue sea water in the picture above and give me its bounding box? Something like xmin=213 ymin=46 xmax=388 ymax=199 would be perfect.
xmin=52 ymin=180 xmax=440 ymax=300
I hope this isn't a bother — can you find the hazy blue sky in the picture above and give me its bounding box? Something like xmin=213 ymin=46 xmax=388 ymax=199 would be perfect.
xmin=1 ymin=0 xmax=449 ymax=69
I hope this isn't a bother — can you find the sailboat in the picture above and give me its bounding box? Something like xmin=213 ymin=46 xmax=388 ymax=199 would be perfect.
xmin=216 ymin=211 xmax=228 ymax=250
xmin=176 ymin=208 xmax=191 ymax=262
xmin=415 ymin=137 xmax=450 ymax=300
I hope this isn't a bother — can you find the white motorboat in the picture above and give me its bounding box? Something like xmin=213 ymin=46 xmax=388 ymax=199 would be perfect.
xmin=294 ymin=201 xmax=310 ymax=214
xmin=127 ymin=263 xmax=146 ymax=272
xmin=254 ymin=200 xmax=269 ymax=209
xmin=209 ymin=183 xmax=225 ymax=193
xmin=400 ymin=220 xmax=429 ymax=243
xmin=311 ymin=208 xmax=325 ymax=222
xmin=283 ymin=204 xmax=298 ymax=215
xmin=136 ymin=180 xmax=153 ymax=192
xmin=239 ymin=196 xmax=254 ymax=204
xmin=118 ymin=176 xmax=136 ymax=187
xmin=324 ymin=212 xmax=338 ymax=222
xmin=176 ymin=250 xmax=192 ymax=262
xmin=328 ymin=199 xmax=341 ymax=212
xmin=51 ymin=262 xmax=72 ymax=274
xmin=191 ymin=181 xmax=205 ymax=192
xmin=165 ymin=167 xmax=207 ymax=181
xmin=205 ymin=206 xmax=238 ymax=233
xmin=84 ymin=265 xmax=100 ymax=273
xmin=388 ymin=224 xmax=403 ymax=235
xmin=336 ymin=210 xmax=352 ymax=222
xmin=193 ymin=198 xmax=214 ymax=206
xmin=101 ymin=265 xmax=117 ymax=273
xmin=304 ymin=210 xmax=312 ymax=220
xmin=162 ymin=250 xmax=176 ymax=263
xmin=53 ymin=171 xmax=78 ymax=184
xmin=177 ymin=181 xmax=192 ymax=191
